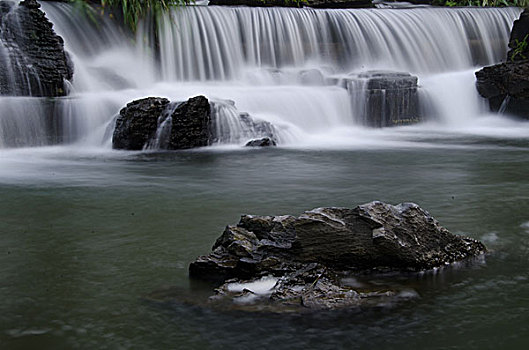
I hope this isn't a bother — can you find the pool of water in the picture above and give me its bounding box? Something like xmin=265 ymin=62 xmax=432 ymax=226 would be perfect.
xmin=1 ymin=131 xmax=529 ymax=349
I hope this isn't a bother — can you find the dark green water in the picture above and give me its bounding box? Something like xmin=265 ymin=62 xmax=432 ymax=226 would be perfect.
xmin=1 ymin=139 xmax=528 ymax=349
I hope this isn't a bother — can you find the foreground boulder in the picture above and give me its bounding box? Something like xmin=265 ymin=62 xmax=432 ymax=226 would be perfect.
xmin=475 ymin=9 xmax=529 ymax=118
xmin=189 ymin=201 xmax=485 ymax=310
xmin=0 ymin=0 xmax=73 ymax=96
xmin=344 ymin=71 xmax=421 ymax=127
xmin=113 ymin=96 xmax=278 ymax=150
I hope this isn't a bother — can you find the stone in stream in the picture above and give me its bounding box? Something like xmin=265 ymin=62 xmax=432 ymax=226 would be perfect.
xmin=344 ymin=71 xmax=422 ymax=127
xmin=189 ymin=201 xmax=486 ymax=311
xmin=0 ymin=0 xmax=73 ymax=97
xmin=112 ymin=96 xmax=279 ymax=150
xmin=245 ymin=137 xmax=277 ymax=147
xmin=475 ymin=9 xmax=529 ymax=119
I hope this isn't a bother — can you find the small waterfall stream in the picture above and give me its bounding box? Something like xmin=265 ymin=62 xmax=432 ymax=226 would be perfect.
xmin=0 ymin=2 xmax=524 ymax=149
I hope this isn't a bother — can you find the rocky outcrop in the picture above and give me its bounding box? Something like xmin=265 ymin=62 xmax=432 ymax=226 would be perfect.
xmin=112 ymin=96 xmax=212 ymax=150
xmin=208 ymin=0 xmax=374 ymax=8
xmin=113 ymin=96 xmax=278 ymax=150
xmin=189 ymin=201 xmax=485 ymax=310
xmin=0 ymin=0 xmax=73 ymax=97
xmin=345 ymin=71 xmax=421 ymax=127
xmin=475 ymin=61 xmax=529 ymax=116
xmin=475 ymin=9 xmax=529 ymax=118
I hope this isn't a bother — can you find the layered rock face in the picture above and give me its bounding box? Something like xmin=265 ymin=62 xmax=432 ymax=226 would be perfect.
xmin=0 ymin=0 xmax=73 ymax=97
xmin=345 ymin=71 xmax=422 ymax=127
xmin=189 ymin=201 xmax=485 ymax=310
xmin=475 ymin=10 xmax=529 ymax=118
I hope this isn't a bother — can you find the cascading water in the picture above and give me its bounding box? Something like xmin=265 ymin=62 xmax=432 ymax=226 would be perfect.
xmin=0 ymin=2 xmax=525 ymax=150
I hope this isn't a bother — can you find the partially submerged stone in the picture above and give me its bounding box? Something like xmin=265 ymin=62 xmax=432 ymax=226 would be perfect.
xmin=475 ymin=9 xmax=529 ymax=119
xmin=344 ymin=71 xmax=421 ymax=127
xmin=189 ymin=201 xmax=486 ymax=310
xmin=112 ymin=96 xmax=278 ymax=150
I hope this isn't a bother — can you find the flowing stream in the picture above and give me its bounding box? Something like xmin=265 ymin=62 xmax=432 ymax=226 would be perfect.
xmin=1 ymin=2 xmax=529 ymax=349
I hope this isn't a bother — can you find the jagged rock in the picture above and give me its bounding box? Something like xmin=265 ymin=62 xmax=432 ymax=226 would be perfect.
xmin=0 ymin=0 xmax=73 ymax=96
xmin=189 ymin=201 xmax=485 ymax=310
xmin=169 ymin=96 xmax=212 ymax=149
xmin=112 ymin=97 xmax=170 ymax=150
xmin=245 ymin=137 xmax=277 ymax=147
xmin=475 ymin=10 xmax=529 ymax=119
xmin=345 ymin=71 xmax=421 ymax=127
xmin=475 ymin=60 xmax=529 ymax=117
xmin=112 ymin=96 xmax=212 ymax=150
xmin=113 ymin=96 xmax=279 ymax=150
xmin=208 ymin=0 xmax=374 ymax=8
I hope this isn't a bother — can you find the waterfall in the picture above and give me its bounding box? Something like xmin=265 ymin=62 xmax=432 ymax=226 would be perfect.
xmin=0 ymin=3 xmax=523 ymax=149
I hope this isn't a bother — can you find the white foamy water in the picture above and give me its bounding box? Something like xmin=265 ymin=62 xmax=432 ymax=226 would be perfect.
xmin=0 ymin=4 xmax=527 ymax=153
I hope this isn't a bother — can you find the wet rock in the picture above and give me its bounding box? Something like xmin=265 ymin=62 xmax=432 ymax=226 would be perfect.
xmin=0 ymin=0 xmax=73 ymax=96
xmin=475 ymin=60 xmax=529 ymax=118
xmin=475 ymin=10 xmax=529 ymax=119
xmin=345 ymin=71 xmax=421 ymax=127
xmin=189 ymin=201 xmax=486 ymax=310
xmin=245 ymin=137 xmax=277 ymax=147
xmin=114 ymin=96 xmax=279 ymax=150
xmin=112 ymin=97 xmax=170 ymax=150
xmin=112 ymin=96 xmax=212 ymax=150
xmin=169 ymin=95 xmax=212 ymax=149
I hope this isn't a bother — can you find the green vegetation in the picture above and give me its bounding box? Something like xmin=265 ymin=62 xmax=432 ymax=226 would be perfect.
xmin=511 ymin=34 xmax=529 ymax=61
xmin=71 ymin=0 xmax=189 ymax=31
xmin=437 ymin=0 xmax=529 ymax=6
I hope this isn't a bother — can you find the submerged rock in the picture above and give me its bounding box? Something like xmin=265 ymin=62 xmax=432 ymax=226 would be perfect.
xmin=345 ymin=71 xmax=421 ymax=127
xmin=189 ymin=201 xmax=485 ymax=310
xmin=0 ymin=0 xmax=73 ymax=96
xmin=475 ymin=9 xmax=529 ymax=119
xmin=245 ymin=137 xmax=277 ymax=147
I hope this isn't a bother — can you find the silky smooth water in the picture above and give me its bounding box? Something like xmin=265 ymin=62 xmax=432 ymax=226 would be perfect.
xmin=1 ymin=2 xmax=529 ymax=349
xmin=1 ymin=135 xmax=529 ymax=349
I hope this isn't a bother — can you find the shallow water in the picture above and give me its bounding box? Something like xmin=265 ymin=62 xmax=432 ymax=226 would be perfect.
xmin=1 ymin=132 xmax=529 ymax=349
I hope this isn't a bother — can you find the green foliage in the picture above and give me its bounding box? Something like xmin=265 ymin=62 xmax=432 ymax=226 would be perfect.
xmin=511 ymin=34 xmax=529 ymax=61
xmin=437 ymin=0 xmax=529 ymax=6
xmin=101 ymin=0 xmax=188 ymax=30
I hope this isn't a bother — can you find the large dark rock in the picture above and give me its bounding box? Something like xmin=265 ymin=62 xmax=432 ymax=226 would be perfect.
xmin=475 ymin=10 xmax=529 ymax=118
xmin=475 ymin=60 xmax=529 ymax=117
xmin=0 ymin=0 xmax=73 ymax=97
xmin=112 ymin=96 xmax=212 ymax=150
xmin=208 ymin=0 xmax=374 ymax=8
xmin=189 ymin=201 xmax=485 ymax=309
xmin=112 ymin=97 xmax=170 ymax=150
xmin=345 ymin=71 xmax=421 ymax=127
xmin=113 ymin=96 xmax=279 ymax=150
